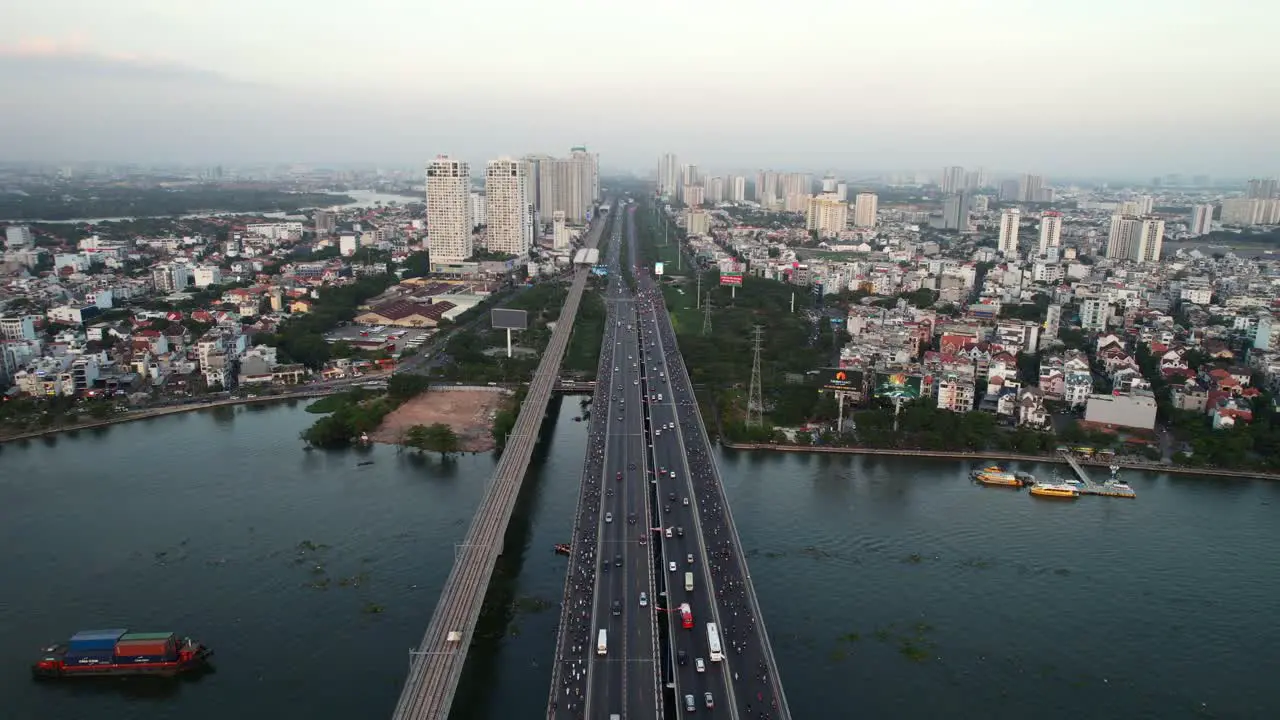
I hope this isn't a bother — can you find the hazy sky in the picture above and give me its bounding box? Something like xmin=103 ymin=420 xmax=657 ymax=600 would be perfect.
xmin=2 ymin=0 xmax=1278 ymax=178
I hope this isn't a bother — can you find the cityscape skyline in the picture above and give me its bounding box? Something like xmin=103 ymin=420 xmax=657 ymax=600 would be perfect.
xmin=2 ymin=1 xmax=1278 ymax=176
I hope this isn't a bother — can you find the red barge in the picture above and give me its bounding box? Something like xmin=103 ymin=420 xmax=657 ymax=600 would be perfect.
xmin=33 ymin=629 xmax=213 ymax=680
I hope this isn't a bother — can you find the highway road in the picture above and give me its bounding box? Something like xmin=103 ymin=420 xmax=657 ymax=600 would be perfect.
xmin=549 ymin=204 xmax=658 ymax=720
xmin=632 ymin=204 xmax=793 ymax=720
xmin=390 ymin=212 xmax=609 ymax=720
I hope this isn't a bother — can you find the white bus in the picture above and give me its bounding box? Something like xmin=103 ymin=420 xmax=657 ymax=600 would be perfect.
xmin=706 ymin=623 xmax=723 ymax=662
xmin=597 ymin=629 xmax=608 ymax=656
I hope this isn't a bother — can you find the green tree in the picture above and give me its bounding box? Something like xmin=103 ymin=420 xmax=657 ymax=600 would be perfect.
xmin=406 ymin=422 xmax=461 ymax=458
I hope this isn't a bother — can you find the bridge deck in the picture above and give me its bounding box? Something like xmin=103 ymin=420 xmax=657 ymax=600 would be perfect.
xmin=391 ymin=222 xmax=605 ymax=720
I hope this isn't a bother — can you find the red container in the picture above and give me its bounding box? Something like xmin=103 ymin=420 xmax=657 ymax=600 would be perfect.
xmin=113 ymin=639 xmax=175 ymax=657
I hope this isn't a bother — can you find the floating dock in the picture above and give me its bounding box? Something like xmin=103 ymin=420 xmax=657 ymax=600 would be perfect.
xmin=1059 ymin=452 xmax=1136 ymax=499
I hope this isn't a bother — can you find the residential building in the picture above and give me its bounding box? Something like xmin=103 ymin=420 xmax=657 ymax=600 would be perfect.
xmin=1038 ymin=211 xmax=1062 ymax=255
xmin=1247 ymin=177 xmax=1278 ymax=199
xmin=339 ymin=233 xmax=360 ymax=257
xmin=313 ymin=209 xmax=336 ymax=237
xmin=658 ymin=153 xmax=680 ymax=198
xmin=730 ymin=176 xmax=746 ymax=202
xmin=706 ymin=176 xmax=725 ymax=204
xmin=1018 ymin=174 xmax=1046 ymax=202
xmin=469 ymin=191 xmax=487 ymax=228
xmin=806 ymin=194 xmax=848 ymax=237
xmin=942 ymin=193 xmax=970 ymax=231
xmin=485 ymin=157 xmax=534 ymax=256
xmin=683 ymin=184 xmax=705 ymax=207
xmin=681 ymin=164 xmax=700 ymax=188
xmin=937 ymin=374 xmax=976 ymax=412
xmin=941 ymin=166 xmax=965 ymax=194
xmin=1081 ymin=297 xmax=1109 ymax=331
xmin=535 ymin=148 xmax=598 ymax=224
xmin=853 ymin=192 xmax=878 ymax=228
xmin=192 ymin=265 xmax=223 ymax=288
xmin=426 ymin=155 xmax=473 ymax=263
xmin=686 ymin=210 xmax=711 ymax=236
xmin=835 ymin=183 xmax=848 ymax=202
xmin=1 ymin=315 xmax=37 ymax=341
xmin=552 ymin=211 xmax=571 ymax=250
xmin=1188 ymin=204 xmax=1214 ymax=236
xmin=5 ymin=225 xmax=33 ymax=249
xmin=1106 ymin=215 xmax=1164 ymax=262
xmin=998 ymin=209 xmax=1021 ymax=256
xmin=1040 ymin=304 xmax=1062 ymax=349
xmin=151 ymin=263 xmax=192 ymax=292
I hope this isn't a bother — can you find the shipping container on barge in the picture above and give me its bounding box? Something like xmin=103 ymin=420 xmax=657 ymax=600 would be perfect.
xmin=32 ymin=629 xmax=213 ymax=680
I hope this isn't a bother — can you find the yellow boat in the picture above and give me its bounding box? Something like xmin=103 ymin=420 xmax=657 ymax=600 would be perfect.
xmin=972 ymin=466 xmax=1026 ymax=487
xmin=1029 ymin=482 xmax=1080 ymax=499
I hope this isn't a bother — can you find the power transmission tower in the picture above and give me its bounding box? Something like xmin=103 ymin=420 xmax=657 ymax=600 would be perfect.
xmin=701 ymin=292 xmax=713 ymax=336
xmin=696 ymin=271 xmax=702 ymax=309
xmin=746 ymin=325 xmax=764 ymax=428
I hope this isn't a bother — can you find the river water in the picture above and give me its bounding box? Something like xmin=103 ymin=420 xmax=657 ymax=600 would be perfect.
xmin=1 ymin=401 xmax=1277 ymax=719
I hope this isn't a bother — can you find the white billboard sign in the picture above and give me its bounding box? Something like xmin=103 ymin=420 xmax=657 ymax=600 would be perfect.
xmin=655 ymin=262 xmax=665 ymax=276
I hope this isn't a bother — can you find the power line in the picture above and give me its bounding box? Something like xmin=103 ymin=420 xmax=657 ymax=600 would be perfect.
xmin=701 ymin=292 xmax=712 ymax=336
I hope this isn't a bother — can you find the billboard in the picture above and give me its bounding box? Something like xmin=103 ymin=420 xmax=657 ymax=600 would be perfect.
xmin=491 ymin=308 xmax=528 ymax=330
xmin=720 ymin=273 xmax=743 ymax=286
xmin=872 ymin=372 xmax=923 ymax=400
xmin=655 ymin=262 xmax=665 ymax=276
xmin=821 ymin=368 xmax=864 ymax=394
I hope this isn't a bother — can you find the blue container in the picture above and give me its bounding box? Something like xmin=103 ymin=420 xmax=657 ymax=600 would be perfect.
xmin=68 ymin=629 xmax=128 ymax=651
xmin=113 ymin=653 xmax=176 ymax=664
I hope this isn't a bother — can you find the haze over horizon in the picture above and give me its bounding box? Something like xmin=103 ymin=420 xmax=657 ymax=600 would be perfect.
xmin=2 ymin=0 xmax=1277 ymax=179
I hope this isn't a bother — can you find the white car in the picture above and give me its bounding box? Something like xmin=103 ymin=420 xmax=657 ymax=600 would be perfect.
xmin=669 ymin=561 xmax=677 ymax=572
xmin=695 ymin=657 xmax=705 ymax=673
xmin=655 ymin=429 xmax=662 ymax=436
xmin=639 ymin=592 xmax=648 ymax=607
xmin=605 ymin=512 xmax=613 ymax=523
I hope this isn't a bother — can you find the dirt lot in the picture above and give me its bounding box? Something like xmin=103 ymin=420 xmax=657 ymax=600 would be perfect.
xmin=371 ymin=388 xmax=509 ymax=452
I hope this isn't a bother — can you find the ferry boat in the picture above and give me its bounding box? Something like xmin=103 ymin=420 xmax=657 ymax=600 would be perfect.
xmin=1029 ymin=482 xmax=1081 ymax=499
xmin=971 ymin=466 xmax=1028 ymax=487
xmin=33 ymin=630 xmax=212 ymax=680
xmin=553 ymin=543 xmax=572 ymax=556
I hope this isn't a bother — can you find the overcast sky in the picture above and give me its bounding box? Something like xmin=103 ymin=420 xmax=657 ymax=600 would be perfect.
xmin=1 ymin=0 xmax=1277 ymax=179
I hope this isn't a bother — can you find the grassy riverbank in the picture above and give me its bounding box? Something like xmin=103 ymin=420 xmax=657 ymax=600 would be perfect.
xmin=0 ymin=389 xmax=341 ymax=445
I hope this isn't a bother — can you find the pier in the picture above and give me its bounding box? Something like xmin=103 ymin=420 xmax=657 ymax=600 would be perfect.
xmin=1058 ymin=451 xmax=1136 ymax=498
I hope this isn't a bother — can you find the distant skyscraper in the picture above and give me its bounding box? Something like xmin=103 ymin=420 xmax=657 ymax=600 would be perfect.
xmin=485 ymin=158 xmax=533 ymax=256
xmin=425 ymin=155 xmax=473 ymax=263
xmin=964 ymin=169 xmax=987 ymax=191
xmin=469 ymin=192 xmax=486 ymax=228
xmin=658 ymin=153 xmax=680 ymax=198
xmin=1247 ymin=178 xmax=1278 ymax=199
xmin=706 ymin=176 xmax=725 ymax=204
xmin=756 ymin=170 xmax=779 ymax=204
xmin=681 ymin=164 xmax=700 ymax=188
xmin=1189 ymin=204 xmax=1214 ymax=236
xmin=806 ymin=194 xmax=848 ymax=237
xmin=312 ymin=209 xmax=336 ymax=237
xmin=536 ymin=148 xmax=598 ymax=224
xmin=998 ymin=209 xmax=1021 ymax=256
xmin=853 ymin=192 xmax=878 ymax=228
xmin=835 ymin=182 xmax=848 ymax=202
xmin=999 ymin=179 xmax=1021 ymax=202
xmin=1038 ymin=211 xmax=1062 ymax=255
xmin=1139 ymin=218 xmax=1165 ymax=262
xmin=941 ymin=166 xmax=965 ymax=194
xmin=1019 ymin=174 xmax=1045 ymax=202
xmin=682 ymin=184 xmax=705 ymax=207
xmin=730 ymin=176 xmax=746 ymax=203
xmin=942 ymin=193 xmax=970 ymax=231
xmin=782 ymin=173 xmax=810 ymax=199
xmin=821 ymin=175 xmax=838 ymax=193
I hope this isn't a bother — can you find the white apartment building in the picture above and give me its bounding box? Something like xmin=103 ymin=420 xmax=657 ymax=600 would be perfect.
xmin=552 ymin=211 xmax=571 ymax=250
xmin=941 ymin=166 xmax=966 ymax=194
xmin=683 ymin=184 xmax=705 ymax=207
xmin=806 ymin=194 xmax=848 ymax=237
xmin=998 ymin=209 xmax=1021 ymax=256
xmin=485 ymin=158 xmax=533 ymax=256
xmin=1106 ymin=215 xmax=1164 ymax=262
xmin=338 ymin=233 xmax=360 ymax=257
xmin=1041 ymin=304 xmax=1062 ymax=348
xmin=0 ymin=315 xmax=37 ymax=341
xmin=853 ymin=192 xmax=878 ymax=228
xmin=836 ymin=183 xmax=848 ymax=202
xmin=658 ymin=153 xmax=680 ymax=198
xmin=5 ymin=225 xmax=33 ymax=249
xmin=1081 ymin=297 xmax=1109 ymax=331
xmin=1038 ymin=211 xmax=1062 ymax=255
xmin=537 ymin=149 xmax=598 ymax=224
xmin=706 ymin=177 xmax=725 ymax=204
xmin=730 ymin=176 xmax=746 ymax=203
xmin=686 ymin=210 xmax=711 ymax=236
xmin=1188 ymin=204 xmax=1214 ymax=236
xmin=937 ymin=375 xmax=975 ymax=412
xmin=469 ymin=192 xmax=487 ymax=228
xmin=1221 ymin=198 xmax=1280 ymax=226
xmin=426 ymin=155 xmax=473 ymax=263
xmin=192 ymin=265 xmax=223 ymax=288
xmin=244 ymin=222 xmax=303 ymax=241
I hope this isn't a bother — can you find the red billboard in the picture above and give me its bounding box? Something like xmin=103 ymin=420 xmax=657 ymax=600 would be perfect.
xmin=720 ymin=273 xmax=743 ymax=286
